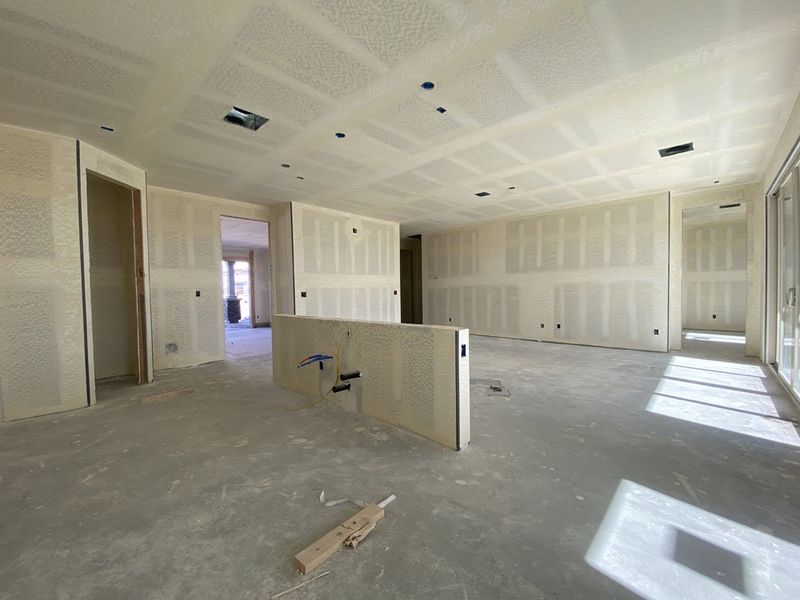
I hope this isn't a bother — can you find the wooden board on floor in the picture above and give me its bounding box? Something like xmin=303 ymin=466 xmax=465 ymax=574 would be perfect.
xmin=294 ymin=504 xmax=384 ymax=574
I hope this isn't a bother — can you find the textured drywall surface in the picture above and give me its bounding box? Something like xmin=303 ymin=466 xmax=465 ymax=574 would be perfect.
xmin=79 ymin=140 xmax=150 ymax=396
xmin=87 ymin=176 xmax=137 ymax=379
xmin=272 ymin=314 xmax=469 ymax=450
xmin=292 ymin=202 xmax=400 ymax=322
xmin=423 ymin=193 xmax=669 ymax=352
xmin=682 ymin=214 xmax=747 ymax=331
xmin=0 ymin=2 xmax=798 ymax=234
xmin=670 ymin=184 xmax=762 ymax=355
xmin=253 ymin=247 xmax=271 ymax=324
xmin=0 ymin=124 xmax=86 ymax=421
xmin=148 ymin=187 xmax=272 ymax=369
xmin=270 ymin=203 xmax=294 ymax=316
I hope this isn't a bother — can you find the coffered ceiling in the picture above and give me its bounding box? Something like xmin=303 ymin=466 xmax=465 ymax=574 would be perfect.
xmin=1 ymin=0 xmax=799 ymax=234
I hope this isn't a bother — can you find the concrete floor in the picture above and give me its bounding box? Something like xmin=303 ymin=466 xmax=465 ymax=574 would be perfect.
xmin=1 ymin=333 xmax=799 ymax=599
xmin=225 ymin=326 xmax=272 ymax=359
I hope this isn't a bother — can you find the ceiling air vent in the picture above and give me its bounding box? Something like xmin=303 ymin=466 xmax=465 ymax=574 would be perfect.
xmin=475 ymin=191 xmax=491 ymax=197
xmin=223 ymin=106 xmax=268 ymax=131
xmin=658 ymin=142 xmax=694 ymax=157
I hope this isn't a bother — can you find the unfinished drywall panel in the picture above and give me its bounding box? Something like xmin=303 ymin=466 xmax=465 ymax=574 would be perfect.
xmin=148 ymin=187 xmax=271 ymax=369
xmin=79 ymin=141 xmax=150 ymax=395
xmin=292 ymin=203 xmax=400 ymax=322
xmin=682 ymin=209 xmax=747 ymax=331
xmin=0 ymin=125 xmax=86 ymax=421
xmin=253 ymin=247 xmax=271 ymax=324
xmin=271 ymin=202 xmax=295 ymax=316
xmin=423 ymin=193 xmax=669 ymax=352
xmin=87 ymin=175 xmax=137 ymax=378
xmin=272 ymin=314 xmax=469 ymax=450
xmin=670 ymin=184 xmax=762 ymax=355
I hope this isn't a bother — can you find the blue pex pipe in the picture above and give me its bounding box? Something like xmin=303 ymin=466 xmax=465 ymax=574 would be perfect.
xmin=297 ymin=354 xmax=334 ymax=369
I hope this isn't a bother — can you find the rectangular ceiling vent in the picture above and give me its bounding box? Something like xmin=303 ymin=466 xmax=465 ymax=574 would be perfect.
xmin=223 ymin=106 xmax=268 ymax=131
xmin=658 ymin=142 xmax=694 ymax=157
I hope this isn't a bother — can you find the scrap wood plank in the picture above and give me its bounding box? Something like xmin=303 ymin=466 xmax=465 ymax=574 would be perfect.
xmin=294 ymin=504 xmax=384 ymax=574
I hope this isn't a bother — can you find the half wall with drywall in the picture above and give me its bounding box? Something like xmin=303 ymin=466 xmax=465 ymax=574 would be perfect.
xmin=272 ymin=314 xmax=469 ymax=450
xmin=292 ymin=202 xmax=400 ymax=322
xmin=422 ymin=193 xmax=670 ymax=352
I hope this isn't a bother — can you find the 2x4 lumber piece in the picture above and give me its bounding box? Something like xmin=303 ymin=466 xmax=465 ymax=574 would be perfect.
xmin=294 ymin=504 xmax=384 ymax=574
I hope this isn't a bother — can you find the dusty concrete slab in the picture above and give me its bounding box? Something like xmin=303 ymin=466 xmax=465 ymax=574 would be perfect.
xmin=225 ymin=326 xmax=272 ymax=359
xmin=0 ymin=333 xmax=798 ymax=599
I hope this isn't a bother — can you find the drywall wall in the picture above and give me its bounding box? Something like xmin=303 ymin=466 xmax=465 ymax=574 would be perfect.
xmin=670 ymin=184 xmax=762 ymax=355
xmin=682 ymin=212 xmax=747 ymax=331
xmin=271 ymin=202 xmax=295 ymax=316
xmin=253 ymin=247 xmax=271 ymax=325
xmin=0 ymin=125 xmax=86 ymax=421
xmin=87 ymin=175 xmax=137 ymax=378
xmin=148 ymin=187 xmax=272 ymax=369
xmin=272 ymin=314 xmax=470 ymax=450
xmin=423 ymin=193 xmax=670 ymax=352
xmin=292 ymin=202 xmax=400 ymax=322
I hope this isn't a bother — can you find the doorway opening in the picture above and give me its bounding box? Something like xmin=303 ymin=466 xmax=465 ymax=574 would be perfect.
xmin=86 ymin=173 xmax=148 ymax=385
xmin=400 ymin=237 xmax=423 ymax=324
xmin=681 ymin=203 xmax=747 ymax=359
xmin=220 ymin=216 xmax=272 ymax=359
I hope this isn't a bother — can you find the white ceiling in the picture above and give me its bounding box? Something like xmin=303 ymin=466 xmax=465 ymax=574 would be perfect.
xmin=1 ymin=0 xmax=799 ymax=235
xmin=220 ymin=215 xmax=269 ymax=250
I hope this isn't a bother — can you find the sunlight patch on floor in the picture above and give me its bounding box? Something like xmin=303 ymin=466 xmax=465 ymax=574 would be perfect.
xmin=586 ymin=480 xmax=800 ymax=599
xmin=648 ymin=356 xmax=799 ymax=446
xmin=684 ymin=331 xmax=746 ymax=344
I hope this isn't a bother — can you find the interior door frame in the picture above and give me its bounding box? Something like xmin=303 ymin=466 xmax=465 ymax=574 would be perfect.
xmin=78 ymin=142 xmax=153 ymax=407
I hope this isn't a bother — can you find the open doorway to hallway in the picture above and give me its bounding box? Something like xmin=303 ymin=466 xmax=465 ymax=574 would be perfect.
xmin=681 ymin=203 xmax=747 ymax=359
xmin=220 ymin=216 xmax=272 ymax=359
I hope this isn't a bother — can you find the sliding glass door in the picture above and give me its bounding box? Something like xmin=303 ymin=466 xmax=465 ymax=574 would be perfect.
xmin=777 ymin=165 xmax=799 ymax=394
